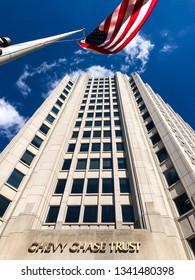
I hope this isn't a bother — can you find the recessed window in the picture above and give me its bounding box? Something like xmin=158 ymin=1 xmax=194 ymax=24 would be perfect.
xmin=96 ymin=112 xmax=102 ymax=117
xmin=121 ymin=205 xmax=135 ymax=222
xmin=89 ymin=159 xmax=100 ymax=169
xmin=114 ymin=112 xmax=119 ymax=117
xmin=56 ymin=99 xmax=63 ymax=107
xmin=71 ymin=179 xmax=84 ymax=193
xmin=78 ymin=113 xmax=83 ymax=118
xmin=103 ymin=143 xmax=112 ymax=152
xmin=83 ymin=131 xmax=91 ymax=138
xmin=62 ymin=159 xmax=72 ymax=170
xmin=59 ymin=94 xmax=66 ymax=101
xmin=80 ymin=106 xmax=85 ymax=110
xmin=39 ymin=123 xmax=50 ymax=135
xmin=75 ymin=121 xmax=81 ymax=127
xmin=87 ymin=179 xmax=99 ymax=193
xmin=51 ymin=106 xmax=59 ymax=115
xmin=76 ymin=159 xmax=87 ymax=170
xmin=104 ymin=112 xmax=110 ymax=117
xmin=6 ymin=169 xmax=25 ymax=189
xmin=71 ymin=131 xmax=79 ymax=138
xmin=82 ymin=99 xmax=87 ymax=104
xmin=113 ymin=105 xmax=118 ymax=109
xmin=103 ymin=130 xmax=111 ymax=137
xmin=156 ymin=147 xmax=169 ymax=163
xmin=142 ymin=111 xmax=150 ymax=121
xmin=90 ymin=99 xmax=95 ymax=104
xmin=164 ymin=167 xmax=179 ymax=186
xmin=93 ymin=131 xmax=101 ymax=138
xmin=91 ymin=143 xmax=101 ymax=152
xmin=45 ymin=206 xmax=59 ymax=223
xmin=104 ymin=105 xmax=110 ymax=110
xmin=65 ymin=206 xmax=80 ymax=223
xmin=118 ymin=158 xmax=127 ymax=169
xmin=89 ymin=105 xmax=95 ymax=110
xmin=146 ymin=121 xmax=155 ymax=132
xmin=136 ymin=97 xmax=143 ymax=104
xmin=101 ymin=206 xmax=115 ymax=223
xmin=115 ymin=130 xmax=122 ymax=137
xmin=102 ymin=178 xmax=114 ymax=193
xmin=31 ymin=135 xmax=43 ymax=148
xmin=63 ymin=89 xmax=69 ymax=95
xmin=67 ymin=143 xmax=76 ymax=153
xmin=87 ymin=113 xmax=93 ymax=118
xmin=46 ymin=114 xmax=55 ymax=124
xmin=85 ymin=121 xmax=92 ymax=127
xmin=0 ymin=195 xmax=11 ymax=217
xmin=150 ymin=133 xmax=161 ymax=145
xmin=54 ymin=179 xmax=66 ymax=194
xmin=119 ymin=178 xmax=131 ymax=193
xmin=174 ymin=193 xmax=193 ymax=215
xmin=116 ymin=142 xmax=124 ymax=151
xmin=83 ymin=206 xmax=98 ymax=223
xmin=80 ymin=143 xmax=89 ymax=152
xmin=188 ymin=237 xmax=195 ymax=255
xmin=94 ymin=121 xmax=102 ymax=127
xmin=20 ymin=150 xmax=35 ymax=166
xmin=103 ymin=158 xmax=112 ymax=169
xmin=96 ymin=105 xmax=102 ymax=110
xmin=104 ymin=120 xmax=111 ymax=126
xmin=139 ymin=103 xmax=146 ymax=111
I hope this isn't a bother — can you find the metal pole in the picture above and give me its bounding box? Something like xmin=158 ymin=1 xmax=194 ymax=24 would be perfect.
xmin=0 ymin=29 xmax=84 ymax=65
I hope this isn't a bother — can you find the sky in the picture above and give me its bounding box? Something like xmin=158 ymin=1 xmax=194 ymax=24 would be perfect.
xmin=0 ymin=0 xmax=195 ymax=152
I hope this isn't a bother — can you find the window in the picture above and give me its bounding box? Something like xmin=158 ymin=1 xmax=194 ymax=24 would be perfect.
xmin=83 ymin=206 xmax=98 ymax=223
xmin=91 ymin=143 xmax=101 ymax=152
xmin=65 ymin=206 xmax=80 ymax=223
xmin=119 ymin=178 xmax=131 ymax=193
xmin=75 ymin=121 xmax=81 ymax=127
xmin=66 ymin=84 xmax=71 ymax=90
xmin=56 ymin=99 xmax=63 ymax=107
xmin=101 ymin=206 xmax=115 ymax=223
xmin=156 ymin=147 xmax=169 ymax=163
xmin=136 ymin=97 xmax=143 ymax=104
xmin=102 ymin=179 xmax=114 ymax=193
xmin=51 ymin=106 xmax=59 ymax=115
xmin=31 ymin=135 xmax=43 ymax=148
xmin=96 ymin=105 xmax=102 ymax=110
xmin=93 ymin=131 xmax=101 ymax=138
xmin=121 ymin=205 xmax=135 ymax=222
xmin=67 ymin=143 xmax=76 ymax=153
xmin=88 ymin=105 xmax=95 ymax=110
xmin=118 ymin=158 xmax=127 ymax=169
xmin=104 ymin=120 xmax=111 ymax=126
xmin=103 ymin=158 xmax=112 ymax=169
xmin=20 ymin=150 xmax=35 ymax=166
xmin=89 ymin=159 xmax=100 ymax=169
xmin=139 ymin=103 xmax=146 ymax=111
xmin=146 ymin=121 xmax=155 ymax=132
xmin=60 ymin=94 xmax=66 ymax=100
xmin=116 ymin=142 xmax=124 ymax=151
xmin=104 ymin=112 xmax=110 ymax=117
xmin=142 ymin=111 xmax=150 ymax=121
xmin=82 ymin=99 xmax=87 ymax=104
xmin=62 ymin=159 xmax=72 ymax=170
xmin=150 ymin=133 xmax=161 ymax=145
xmin=78 ymin=113 xmax=83 ymax=118
xmin=87 ymin=112 xmax=93 ymax=118
xmin=94 ymin=121 xmax=102 ymax=127
xmin=39 ymin=123 xmax=50 ymax=135
xmin=80 ymin=143 xmax=89 ymax=152
xmin=76 ymin=159 xmax=87 ymax=170
xmin=71 ymin=179 xmax=84 ymax=193
xmin=80 ymin=106 xmax=85 ymax=110
xmin=63 ymin=89 xmax=69 ymax=95
xmin=114 ymin=112 xmax=119 ymax=117
xmin=104 ymin=105 xmax=110 ymax=110
xmin=71 ymin=131 xmax=79 ymax=138
xmin=115 ymin=130 xmax=122 ymax=137
xmin=45 ymin=206 xmax=59 ymax=223
xmin=90 ymin=99 xmax=95 ymax=104
xmin=103 ymin=143 xmax=112 ymax=152
xmin=188 ymin=237 xmax=195 ymax=255
xmin=6 ymin=169 xmax=24 ymax=189
xmin=46 ymin=114 xmax=55 ymax=124
xmin=85 ymin=121 xmax=92 ymax=127
xmin=83 ymin=131 xmax=91 ymax=138
xmin=103 ymin=130 xmax=111 ymax=137
xmin=174 ymin=193 xmax=193 ymax=215
xmin=87 ymin=179 xmax=99 ymax=193
xmin=96 ymin=112 xmax=102 ymax=117
xmin=54 ymin=179 xmax=66 ymax=194
xmin=164 ymin=167 xmax=179 ymax=186
xmin=0 ymin=195 xmax=11 ymax=217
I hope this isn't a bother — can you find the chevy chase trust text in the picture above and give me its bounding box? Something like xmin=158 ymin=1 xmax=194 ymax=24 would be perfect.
xmin=28 ymin=241 xmax=141 ymax=254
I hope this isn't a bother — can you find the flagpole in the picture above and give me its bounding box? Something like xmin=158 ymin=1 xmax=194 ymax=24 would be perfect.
xmin=0 ymin=28 xmax=84 ymax=65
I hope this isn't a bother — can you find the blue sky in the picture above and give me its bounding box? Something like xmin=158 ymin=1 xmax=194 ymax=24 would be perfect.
xmin=0 ymin=0 xmax=195 ymax=151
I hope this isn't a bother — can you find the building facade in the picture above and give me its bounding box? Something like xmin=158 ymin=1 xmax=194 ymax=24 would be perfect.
xmin=0 ymin=72 xmax=194 ymax=259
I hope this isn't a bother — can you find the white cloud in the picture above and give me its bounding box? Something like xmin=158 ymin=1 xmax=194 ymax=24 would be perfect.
xmin=16 ymin=58 xmax=67 ymax=96
xmin=160 ymin=44 xmax=178 ymax=54
xmin=0 ymin=98 xmax=27 ymax=139
xmin=120 ymin=34 xmax=154 ymax=74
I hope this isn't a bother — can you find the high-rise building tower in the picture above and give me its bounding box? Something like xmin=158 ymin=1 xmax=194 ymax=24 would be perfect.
xmin=0 ymin=72 xmax=194 ymax=260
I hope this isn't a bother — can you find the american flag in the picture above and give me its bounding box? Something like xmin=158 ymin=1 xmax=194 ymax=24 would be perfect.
xmin=78 ymin=0 xmax=158 ymax=54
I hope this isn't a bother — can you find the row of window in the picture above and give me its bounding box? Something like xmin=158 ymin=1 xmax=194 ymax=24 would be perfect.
xmin=78 ymin=111 xmax=119 ymax=118
xmin=67 ymin=142 xmax=124 ymax=153
xmin=46 ymin=204 xmax=134 ymax=224
xmin=79 ymin=105 xmax=119 ymax=111
xmin=62 ymin=157 xmax=127 ymax=171
xmin=54 ymin=178 xmax=131 ymax=194
xmin=75 ymin=120 xmax=121 ymax=128
xmin=71 ymin=130 xmax=122 ymax=139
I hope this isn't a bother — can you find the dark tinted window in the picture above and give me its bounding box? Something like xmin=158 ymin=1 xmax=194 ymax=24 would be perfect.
xmin=45 ymin=206 xmax=59 ymax=223
xmin=20 ymin=150 xmax=35 ymax=166
xmin=67 ymin=144 xmax=76 ymax=153
xmin=116 ymin=142 xmax=124 ymax=151
xmin=65 ymin=206 xmax=80 ymax=222
xmin=83 ymin=131 xmax=91 ymax=138
xmin=83 ymin=206 xmax=98 ymax=223
xmin=71 ymin=179 xmax=84 ymax=193
xmin=91 ymin=143 xmax=101 ymax=152
xmin=146 ymin=121 xmax=155 ymax=132
xmin=76 ymin=159 xmax=87 ymax=170
xmin=46 ymin=114 xmax=55 ymax=124
xmin=103 ymin=130 xmax=111 ymax=137
xmin=156 ymin=147 xmax=169 ymax=163
xmin=87 ymin=179 xmax=99 ymax=193
xmin=164 ymin=167 xmax=179 ymax=186
xmin=62 ymin=159 xmax=72 ymax=170
xmin=72 ymin=131 xmax=79 ymax=138
xmin=103 ymin=143 xmax=112 ymax=151
xmin=51 ymin=106 xmax=59 ymax=115
xmin=31 ymin=135 xmax=43 ymax=148
xmin=115 ymin=130 xmax=122 ymax=137
xmin=102 ymin=206 xmax=115 ymax=223
xmin=93 ymin=131 xmax=101 ymax=138
xmin=118 ymin=158 xmax=127 ymax=169
xmin=80 ymin=143 xmax=89 ymax=152
xmin=0 ymin=195 xmax=11 ymax=217
xmin=119 ymin=178 xmax=131 ymax=193
xmin=54 ymin=179 xmax=66 ymax=194
xmin=103 ymin=158 xmax=112 ymax=169
xmin=174 ymin=193 xmax=193 ymax=215
xmin=6 ymin=169 xmax=24 ymax=189
xmin=89 ymin=159 xmax=100 ymax=169
xmin=102 ymin=179 xmax=114 ymax=193
xmin=151 ymin=133 xmax=161 ymax=145
xmin=121 ymin=205 xmax=135 ymax=222
xmin=39 ymin=123 xmax=49 ymax=135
